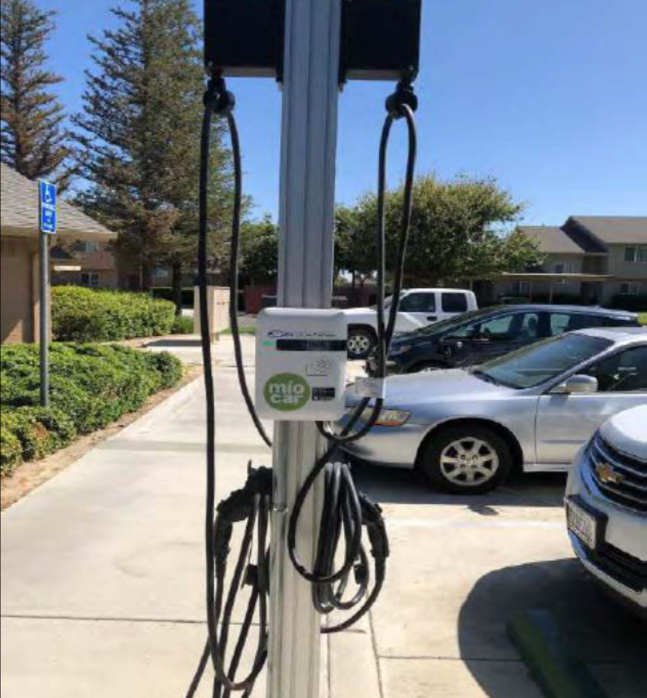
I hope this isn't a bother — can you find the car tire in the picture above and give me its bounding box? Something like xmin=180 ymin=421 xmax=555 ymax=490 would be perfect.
xmin=347 ymin=327 xmax=376 ymax=360
xmin=419 ymin=424 xmax=513 ymax=494
xmin=408 ymin=361 xmax=444 ymax=374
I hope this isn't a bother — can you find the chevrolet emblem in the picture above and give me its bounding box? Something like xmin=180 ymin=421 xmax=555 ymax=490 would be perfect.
xmin=596 ymin=462 xmax=624 ymax=486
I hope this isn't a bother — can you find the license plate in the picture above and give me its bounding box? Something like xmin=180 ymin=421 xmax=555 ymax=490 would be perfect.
xmin=566 ymin=498 xmax=600 ymax=550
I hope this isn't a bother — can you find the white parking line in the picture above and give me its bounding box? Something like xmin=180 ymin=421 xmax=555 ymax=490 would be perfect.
xmin=387 ymin=518 xmax=564 ymax=530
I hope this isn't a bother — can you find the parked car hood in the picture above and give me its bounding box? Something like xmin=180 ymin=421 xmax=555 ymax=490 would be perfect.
xmin=349 ymin=368 xmax=514 ymax=409
xmin=600 ymin=405 xmax=647 ymax=461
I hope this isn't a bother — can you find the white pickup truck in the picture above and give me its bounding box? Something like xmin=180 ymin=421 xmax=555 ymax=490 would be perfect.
xmin=344 ymin=288 xmax=478 ymax=358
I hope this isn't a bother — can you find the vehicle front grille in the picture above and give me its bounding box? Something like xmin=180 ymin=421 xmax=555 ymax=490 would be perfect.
xmin=588 ymin=433 xmax=647 ymax=514
xmin=587 ymin=542 xmax=647 ymax=593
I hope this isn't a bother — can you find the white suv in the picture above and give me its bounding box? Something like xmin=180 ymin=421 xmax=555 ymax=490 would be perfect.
xmin=344 ymin=288 xmax=478 ymax=359
xmin=566 ymin=405 xmax=647 ymax=615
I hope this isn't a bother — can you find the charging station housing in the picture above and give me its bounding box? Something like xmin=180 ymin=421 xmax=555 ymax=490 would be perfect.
xmin=204 ymin=0 xmax=421 ymax=83
xmin=204 ymin=0 xmax=285 ymax=78
xmin=256 ymin=308 xmax=348 ymax=421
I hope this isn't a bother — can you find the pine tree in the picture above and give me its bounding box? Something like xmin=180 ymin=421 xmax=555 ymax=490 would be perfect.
xmin=74 ymin=0 xmax=235 ymax=303
xmin=1 ymin=0 xmax=72 ymax=186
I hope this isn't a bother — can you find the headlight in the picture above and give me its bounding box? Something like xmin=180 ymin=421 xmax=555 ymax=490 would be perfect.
xmin=389 ymin=344 xmax=412 ymax=357
xmin=347 ymin=407 xmax=411 ymax=427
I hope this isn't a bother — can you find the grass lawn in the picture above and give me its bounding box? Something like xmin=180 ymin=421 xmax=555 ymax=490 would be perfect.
xmin=639 ymin=313 xmax=647 ymax=325
xmin=221 ymin=326 xmax=256 ymax=336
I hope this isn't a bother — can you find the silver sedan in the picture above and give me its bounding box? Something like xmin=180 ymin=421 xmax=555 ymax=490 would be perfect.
xmin=342 ymin=327 xmax=647 ymax=494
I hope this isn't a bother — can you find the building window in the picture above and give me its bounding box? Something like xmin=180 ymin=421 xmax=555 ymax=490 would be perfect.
xmin=153 ymin=267 xmax=168 ymax=279
xmin=624 ymin=246 xmax=647 ymax=263
xmin=81 ymin=272 xmax=100 ymax=288
xmin=77 ymin=241 xmax=102 ymax=253
xmin=619 ymin=282 xmax=641 ymax=296
xmin=554 ymin=262 xmax=574 ymax=274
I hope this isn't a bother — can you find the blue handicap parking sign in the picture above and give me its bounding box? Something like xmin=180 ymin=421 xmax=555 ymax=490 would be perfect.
xmin=39 ymin=180 xmax=57 ymax=234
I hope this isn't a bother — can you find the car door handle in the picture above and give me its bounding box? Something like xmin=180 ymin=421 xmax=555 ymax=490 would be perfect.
xmin=427 ymin=315 xmax=437 ymax=321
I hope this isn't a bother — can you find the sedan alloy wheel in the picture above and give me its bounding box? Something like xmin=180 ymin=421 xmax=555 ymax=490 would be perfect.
xmin=420 ymin=424 xmax=513 ymax=494
xmin=439 ymin=438 xmax=500 ymax=486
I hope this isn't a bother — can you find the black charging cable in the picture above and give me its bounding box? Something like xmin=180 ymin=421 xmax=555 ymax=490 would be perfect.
xmin=185 ymin=76 xmax=272 ymax=698
xmin=287 ymin=81 xmax=418 ymax=631
xmin=188 ymin=73 xmax=417 ymax=694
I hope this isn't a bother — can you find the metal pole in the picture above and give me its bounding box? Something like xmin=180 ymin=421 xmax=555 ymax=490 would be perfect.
xmin=39 ymin=230 xmax=50 ymax=407
xmin=267 ymin=0 xmax=342 ymax=696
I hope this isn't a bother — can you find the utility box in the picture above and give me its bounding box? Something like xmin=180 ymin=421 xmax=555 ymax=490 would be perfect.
xmin=256 ymin=308 xmax=348 ymax=421
xmin=193 ymin=286 xmax=230 ymax=341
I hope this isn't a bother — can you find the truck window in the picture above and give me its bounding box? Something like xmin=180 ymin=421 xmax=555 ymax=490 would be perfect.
xmin=441 ymin=292 xmax=468 ymax=313
xmin=400 ymin=293 xmax=436 ymax=313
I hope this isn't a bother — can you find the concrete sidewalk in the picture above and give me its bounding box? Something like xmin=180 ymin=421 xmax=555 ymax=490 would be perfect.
xmin=2 ymin=336 xmax=644 ymax=698
xmin=0 ymin=337 xmax=376 ymax=697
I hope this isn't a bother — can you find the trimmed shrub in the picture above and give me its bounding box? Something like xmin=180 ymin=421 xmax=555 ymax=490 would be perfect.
xmin=20 ymin=406 xmax=77 ymax=449
xmin=145 ymin=351 xmax=184 ymax=389
xmin=1 ymin=343 xmax=183 ymax=470
xmin=1 ymin=409 xmax=56 ymax=461
xmin=171 ymin=315 xmax=194 ymax=335
xmin=1 ymin=428 xmax=23 ymax=476
xmin=52 ymin=286 xmax=176 ymax=342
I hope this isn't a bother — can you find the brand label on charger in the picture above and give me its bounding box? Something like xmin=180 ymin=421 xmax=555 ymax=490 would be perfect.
xmin=263 ymin=373 xmax=311 ymax=412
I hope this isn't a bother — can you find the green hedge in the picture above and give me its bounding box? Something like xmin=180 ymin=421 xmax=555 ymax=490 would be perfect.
xmin=1 ymin=343 xmax=183 ymax=476
xmin=52 ymin=287 xmax=176 ymax=342
xmin=1 ymin=429 xmax=22 ymax=475
xmin=171 ymin=315 xmax=194 ymax=335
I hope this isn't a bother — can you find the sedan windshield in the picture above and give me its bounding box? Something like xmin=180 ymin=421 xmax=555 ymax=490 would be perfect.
xmin=473 ymin=333 xmax=612 ymax=389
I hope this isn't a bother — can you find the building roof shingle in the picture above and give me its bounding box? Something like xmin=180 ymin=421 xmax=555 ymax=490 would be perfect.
xmin=567 ymin=216 xmax=647 ymax=246
xmin=516 ymin=226 xmax=585 ymax=254
xmin=1 ymin=163 xmax=117 ymax=241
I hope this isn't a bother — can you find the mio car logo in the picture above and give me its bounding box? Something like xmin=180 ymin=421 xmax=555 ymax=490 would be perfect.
xmin=264 ymin=373 xmax=311 ymax=412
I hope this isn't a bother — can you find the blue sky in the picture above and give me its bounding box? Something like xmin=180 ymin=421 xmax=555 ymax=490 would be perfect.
xmin=36 ymin=0 xmax=647 ymax=225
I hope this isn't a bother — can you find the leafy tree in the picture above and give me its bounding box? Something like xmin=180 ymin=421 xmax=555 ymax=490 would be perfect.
xmin=339 ymin=174 xmax=541 ymax=286
xmin=1 ymin=0 xmax=73 ymax=187
xmin=240 ymin=217 xmax=279 ymax=285
xmin=335 ymin=205 xmax=376 ymax=288
xmin=74 ymin=0 xmax=234 ymax=308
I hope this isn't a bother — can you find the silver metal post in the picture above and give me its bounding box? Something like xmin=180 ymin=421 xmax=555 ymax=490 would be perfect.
xmin=267 ymin=0 xmax=342 ymax=696
xmin=39 ymin=230 xmax=50 ymax=407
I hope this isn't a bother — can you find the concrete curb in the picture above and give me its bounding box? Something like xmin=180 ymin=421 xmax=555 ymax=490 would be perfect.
xmin=507 ymin=609 xmax=608 ymax=698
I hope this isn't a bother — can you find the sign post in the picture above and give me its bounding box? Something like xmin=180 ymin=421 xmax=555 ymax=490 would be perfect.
xmin=38 ymin=180 xmax=57 ymax=407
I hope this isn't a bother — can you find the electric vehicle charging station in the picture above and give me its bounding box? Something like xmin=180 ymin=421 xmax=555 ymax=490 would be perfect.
xmin=256 ymin=308 xmax=348 ymax=421
xmin=191 ymin=2 xmax=422 ymax=696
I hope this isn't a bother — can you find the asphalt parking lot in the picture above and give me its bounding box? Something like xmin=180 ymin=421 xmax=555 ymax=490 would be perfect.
xmin=352 ymin=462 xmax=646 ymax=698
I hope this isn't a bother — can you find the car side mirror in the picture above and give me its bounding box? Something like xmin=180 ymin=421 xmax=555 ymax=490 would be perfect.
xmin=552 ymin=374 xmax=599 ymax=395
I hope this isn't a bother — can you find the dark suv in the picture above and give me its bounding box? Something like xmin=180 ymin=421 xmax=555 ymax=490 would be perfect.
xmin=369 ymin=305 xmax=640 ymax=375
